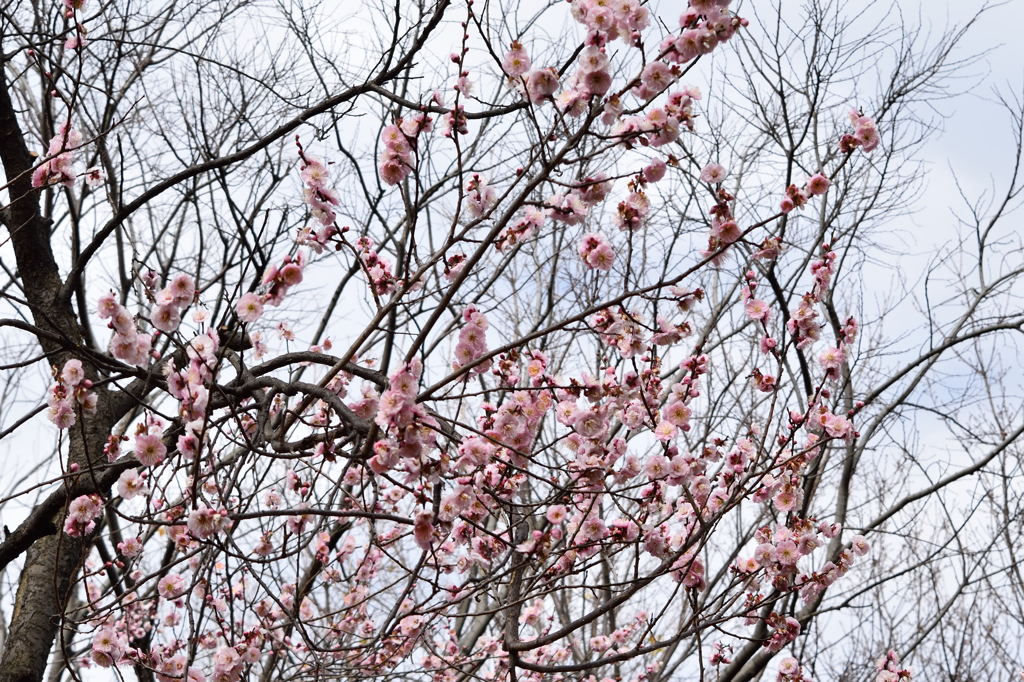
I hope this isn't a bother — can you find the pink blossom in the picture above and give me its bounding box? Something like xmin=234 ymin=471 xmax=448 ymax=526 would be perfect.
xmin=806 ymin=172 xmax=830 ymax=195
xmin=525 ymin=68 xmax=559 ymax=104
xmin=413 ymin=511 xmax=434 ymax=550
xmin=639 ymin=61 xmax=675 ymax=93
xmin=134 ymin=432 xmax=167 ymax=467
xmin=503 ymin=42 xmax=531 ymax=77
xmin=643 ymin=158 xmax=667 ymax=182
xmin=59 ymin=359 xmax=85 ymax=387
xmin=851 ymin=535 xmax=870 ymax=556
xmin=158 ymin=573 xmax=187 ymax=600
xmin=236 ymin=292 xmax=264 ymax=323
xmin=187 ymin=506 xmax=226 ymax=539
xmin=150 ymin=303 xmax=181 ymax=334
xmin=117 ymin=469 xmax=147 ymax=499
xmin=700 ymin=163 xmax=727 ymax=184
xmin=745 ymin=299 xmax=770 ymax=322
xmin=546 ymin=505 xmax=567 ymax=525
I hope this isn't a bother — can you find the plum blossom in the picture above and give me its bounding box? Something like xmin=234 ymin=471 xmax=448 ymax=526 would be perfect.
xmin=841 ymin=109 xmax=880 ymax=153
xmin=502 ymin=41 xmax=531 ymax=77
xmin=875 ymin=650 xmax=912 ymax=681
xmin=117 ymin=468 xmax=147 ymax=499
xmin=90 ymin=627 xmax=127 ymax=668
xmin=64 ymin=494 xmax=103 ymax=536
xmin=806 ymin=172 xmax=830 ymax=195
xmin=47 ymin=358 xmax=95 ymax=429
xmin=187 ymin=506 xmax=227 ymax=539
xmin=452 ymin=306 xmax=490 ymax=375
xmin=158 ymin=573 xmax=187 ymax=600
xmin=31 ymin=122 xmax=82 ymax=188
xmin=700 ymin=163 xmax=727 ymax=184
xmin=464 ymin=174 xmax=496 ymax=218
xmin=134 ymin=432 xmax=167 ymax=467
xmin=236 ymin=292 xmax=264 ymax=323
xmin=525 ymin=68 xmax=559 ymax=104
xmin=578 ymin=233 xmax=615 ymax=270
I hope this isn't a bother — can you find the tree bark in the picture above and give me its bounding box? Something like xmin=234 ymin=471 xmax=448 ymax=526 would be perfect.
xmin=0 ymin=47 xmax=116 ymax=682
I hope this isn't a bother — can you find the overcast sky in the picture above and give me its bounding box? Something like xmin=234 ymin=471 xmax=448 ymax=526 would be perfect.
xmin=903 ymin=0 xmax=1023 ymax=220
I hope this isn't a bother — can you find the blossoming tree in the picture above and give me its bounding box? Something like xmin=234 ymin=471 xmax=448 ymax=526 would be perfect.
xmin=1 ymin=0 xmax=1022 ymax=681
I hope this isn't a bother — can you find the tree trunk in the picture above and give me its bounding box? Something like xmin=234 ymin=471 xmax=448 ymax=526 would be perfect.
xmin=0 ymin=44 xmax=117 ymax=682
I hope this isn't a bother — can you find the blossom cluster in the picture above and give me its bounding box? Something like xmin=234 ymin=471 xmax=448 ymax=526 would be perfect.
xmin=165 ymin=331 xmax=220 ymax=422
xmin=464 ymin=174 xmax=496 ymax=218
xmin=64 ymin=494 xmax=103 ymax=536
xmin=98 ymin=293 xmax=153 ymax=366
xmin=46 ymin=358 xmax=95 ymax=429
xmin=148 ymin=273 xmax=197 ymax=334
xmin=779 ymin=172 xmax=830 ymax=213
xmin=658 ymin=2 xmax=747 ymax=66
xmin=875 ymin=650 xmax=913 ymax=681
xmin=840 ymin=109 xmax=880 ymax=153
xmin=577 ymin=232 xmax=615 ymax=270
xmin=379 ymin=114 xmax=431 ymax=186
xmin=31 ymin=123 xmax=82 ymax=188
xmin=569 ymin=0 xmax=650 ymax=44
xmin=452 ymin=306 xmax=490 ymax=375
xmin=612 ymin=87 xmax=702 ymax=148
xmin=355 ymin=236 xmax=398 ymax=296
xmin=261 ymin=253 xmax=304 ymax=306
xmin=33 ymin=1 xmax=902 ymax=679
xmin=495 ymin=205 xmax=547 ymax=251
xmin=297 ymin=153 xmax=341 ymax=242
xmin=371 ymin=360 xmax=439 ymax=479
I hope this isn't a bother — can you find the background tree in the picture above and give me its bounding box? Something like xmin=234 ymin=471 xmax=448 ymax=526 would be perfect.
xmin=0 ymin=0 xmax=1021 ymax=681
